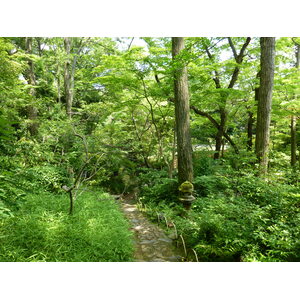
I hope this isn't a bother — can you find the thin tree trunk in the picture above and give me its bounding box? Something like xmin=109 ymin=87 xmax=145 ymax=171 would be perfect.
xmin=172 ymin=37 xmax=193 ymax=184
xmin=25 ymin=37 xmax=38 ymax=136
xmin=64 ymin=37 xmax=73 ymax=117
xmin=69 ymin=190 xmax=74 ymax=215
xmin=130 ymin=112 xmax=151 ymax=168
xmin=167 ymin=122 xmax=177 ymax=179
xmin=214 ymin=107 xmax=226 ymax=159
xmin=255 ymin=37 xmax=275 ymax=175
xmin=221 ymin=139 xmax=225 ymax=158
xmin=57 ymin=63 xmax=61 ymax=103
xmin=249 ymin=72 xmax=260 ymax=151
xmin=291 ymin=43 xmax=300 ymax=167
xmin=247 ymin=111 xmax=254 ymax=151
xmin=291 ymin=115 xmax=297 ymax=167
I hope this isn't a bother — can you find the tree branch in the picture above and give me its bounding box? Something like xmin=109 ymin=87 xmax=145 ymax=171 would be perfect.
xmin=205 ymin=46 xmax=222 ymax=89
xmin=227 ymin=37 xmax=251 ymax=88
xmin=127 ymin=37 xmax=134 ymax=50
xmin=190 ymin=105 xmax=220 ymax=129
xmin=239 ymin=38 xmax=251 ymax=59
xmin=190 ymin=105 xmax=239 ymax=154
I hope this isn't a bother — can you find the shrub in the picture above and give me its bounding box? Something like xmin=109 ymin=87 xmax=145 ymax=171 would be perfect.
xmin=0 ymin=171 xmax=26 ymax=209
xmin=139 ymin=177 xmax=178 ymax=205
xmin=193 ymin=151 xmax=216 ymax=176
xmin=193 ymin=175 xmax=232 ymax=197
xmin=18 ymin=165 xmax=68 ymax=193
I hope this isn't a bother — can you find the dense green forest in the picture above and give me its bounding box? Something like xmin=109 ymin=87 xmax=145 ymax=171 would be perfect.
xmin=0 ymin=37 xmax=299 ymax=262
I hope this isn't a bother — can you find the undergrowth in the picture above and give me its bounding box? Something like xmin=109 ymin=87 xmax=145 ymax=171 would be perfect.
xmin=137 ymin=161 xmax=300 ymax=262
xmin=0 ymin=191 xmax=134 ymax=262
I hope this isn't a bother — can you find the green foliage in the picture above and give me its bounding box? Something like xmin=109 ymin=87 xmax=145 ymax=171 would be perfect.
xmin=0 ymin=191 xmax=134 ymax=261
xmin=140 ymin=166 xmax=300 ymax=262
xmin=138 ymin=168 xmax=178 ymax=204
xmin=18 ymin=165 xmax=68 ymax=193
xmin=140 ymin=178 xmax=178 ymax=205
xmin=175 ymin=178 xmax=300 ymax=262
xmin=0 ymin=171 xmax=26 ymax=209
xmin=1 ymin=36 xmax=300 ymax=262
xmin=193 ymin=151 xmax=217 ymax=176
xmin=0 ymin=163 xmax=68 ymax=211
xmin=193 ymin=174 xmax=232 ymax=197
xmin=0 ymin=200 xmax=14 ymax=218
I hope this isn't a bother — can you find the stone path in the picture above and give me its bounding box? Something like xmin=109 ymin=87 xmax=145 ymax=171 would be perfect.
xmin=119 ymin=195 xmax=184 ymax=262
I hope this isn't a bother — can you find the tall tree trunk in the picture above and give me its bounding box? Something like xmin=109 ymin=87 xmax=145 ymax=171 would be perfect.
xmin=255 ymin=37 xmax=275 ymax=175
xmin=25 ymin=37 xmax=38 ymax=136
xmin=64 ymin=37 xmax=73 ymax=117
xmin=172 ymin=37 xmax=193 ymax=184
xmin=291 ymin=43 xmax=299 ymax=167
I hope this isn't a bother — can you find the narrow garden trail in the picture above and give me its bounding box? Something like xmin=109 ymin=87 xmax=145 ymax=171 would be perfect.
xmin=119 ymin=194 xmax=184 ymax=262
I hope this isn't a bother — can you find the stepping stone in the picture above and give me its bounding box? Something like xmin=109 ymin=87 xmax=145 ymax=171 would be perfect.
xmin=158 ymin=237 xmax=173 ymax=243
xmin=134 ymin=225 xmax=143 ymax=231
xmin=167 ymin=255 xmax=183 ymax=262
xmin=152 ymin=259 xmax=167 ymax=262
xmin=124 ymin=207 xmax=137 ymax=212
xmin=140 ymin=240 xmax=155 ymax=245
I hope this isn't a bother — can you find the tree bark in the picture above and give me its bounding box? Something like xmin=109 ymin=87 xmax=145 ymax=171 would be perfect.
xmin=25 ymin=37 xmax=38 ymax=136
xmin=214 ymin=108 xmax=227 ymax=159
xmin=255 ymin=37 xmax=275 ymax=175
xmin=69 ymin=190 xmax=74 ymax=215
xmin=64 ymin=37 xmax=73 ymax=117
xmin=172 ymin=37 xmax=193 ymax=184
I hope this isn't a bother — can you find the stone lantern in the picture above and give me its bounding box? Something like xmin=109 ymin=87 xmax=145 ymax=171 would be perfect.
xmin=178 ymin=181 xmax=195 ymax=210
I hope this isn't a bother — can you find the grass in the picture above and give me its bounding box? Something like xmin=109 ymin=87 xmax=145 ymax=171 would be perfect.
xmin=0 ymin=191 xmax=134 ymax=262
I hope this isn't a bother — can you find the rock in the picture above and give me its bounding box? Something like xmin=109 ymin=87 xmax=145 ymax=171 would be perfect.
xmin=133 ymin=225 xmax=143 ymax=231
xmin=158 ymin=237 xmax=173 ymax=243
xmin=167 ymin=255 xmax=183 ymax=262
xmin=152 ymin=259 xmax=167 ymax=262
xmin=140 ymin=240 xmax=155 ymax=245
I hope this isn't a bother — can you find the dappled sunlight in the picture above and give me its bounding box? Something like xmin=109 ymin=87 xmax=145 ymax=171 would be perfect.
xmin=0 ymin=192 xmax=134 ymax=262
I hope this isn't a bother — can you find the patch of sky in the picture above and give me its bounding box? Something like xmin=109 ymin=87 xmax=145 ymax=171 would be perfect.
xmin=114 ymin=37 xmax=148 ymax=52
